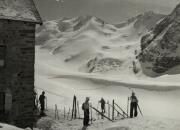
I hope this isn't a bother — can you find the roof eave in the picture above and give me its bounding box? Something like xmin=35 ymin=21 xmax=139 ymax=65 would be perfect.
xmin=0 ymin=17 xmax=43 ymax=25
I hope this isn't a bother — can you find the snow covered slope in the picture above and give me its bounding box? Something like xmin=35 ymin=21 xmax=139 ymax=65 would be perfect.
xmin=35 ymin=116 xmax=180 ymax=130
xmin=35 ymin=11 xmax=180 ymax=125
xmin=90 ymin=117 xmax=180 ymax=130
xmin=0 ymin=123 xmax=23 ymax=130
xmin=35 ymin=47 xmax=180 ymax=120
xmin=36 ymin=12 xmax=164 ymax=77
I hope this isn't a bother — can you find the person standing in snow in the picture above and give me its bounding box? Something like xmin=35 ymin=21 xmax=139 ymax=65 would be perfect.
xmin=39 ymin=91 xmax=46 ymax=116
xmin=82 ymin=97 xmax=90 ymax=127
xmin=130 ymin=91 xmax=138 ymax=118
xmin=99 ymin=98 xmax=106 ymax=114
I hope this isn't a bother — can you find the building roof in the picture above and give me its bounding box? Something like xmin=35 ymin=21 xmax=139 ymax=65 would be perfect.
xmin=0 ymin=0 xmax=42 ymax=24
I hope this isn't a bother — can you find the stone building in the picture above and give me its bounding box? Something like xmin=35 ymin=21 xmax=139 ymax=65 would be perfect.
xmin=0 ymin=0 xmax=42 ymax=128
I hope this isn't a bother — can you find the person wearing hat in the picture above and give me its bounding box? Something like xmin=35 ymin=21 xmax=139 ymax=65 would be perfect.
xmin=82 ymin=97 xmax=90 ymax=126
xmin=130 ymin=91 xmax=138 ymax=118
xmin=39 ymin=91 xmax=46 ymax=116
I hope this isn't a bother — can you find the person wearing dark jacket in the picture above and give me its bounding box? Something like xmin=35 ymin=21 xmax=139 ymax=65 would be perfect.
xmin=39 ymin=91 xmax=46 ymax=116
xmin=130 ymin=92 xmax=138 ymax=118
xmin=99 ymin=98 xmax=106 ymax=114
xmin=82 ymin=97 xmax=90 ymax=127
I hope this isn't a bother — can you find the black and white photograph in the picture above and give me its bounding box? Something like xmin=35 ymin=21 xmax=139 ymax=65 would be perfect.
xmin=0 ymin=0 xmax=180 ymax=130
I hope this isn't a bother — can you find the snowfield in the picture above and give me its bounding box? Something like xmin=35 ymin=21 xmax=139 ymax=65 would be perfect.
xmin=0 ymin=123 xmax=36 ymax=130
xmin=1 ymin=116 xmax=180 ymax=130
xmin=35 ymin=46 xmax=180 ymax=122
xmin=35 ymin=116 xmax=180 ymax=130
xmin=0 ymin=1 xmax=180 ymax=130
xmin=91 ymin=117 xmax=180 ymax=130
xmin=34 ymin=13 xmax=180 ymax=130
xmin=0 ymin=123 xmax=23 ymax=130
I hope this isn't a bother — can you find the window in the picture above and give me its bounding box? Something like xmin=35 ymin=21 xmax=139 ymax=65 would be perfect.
xmin=0 ymin=45 xmax=6 ymax=67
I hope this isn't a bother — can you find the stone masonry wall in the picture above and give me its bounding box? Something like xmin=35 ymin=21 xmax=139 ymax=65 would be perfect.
xmin=0 ymin=19 xmax=36 ymax=128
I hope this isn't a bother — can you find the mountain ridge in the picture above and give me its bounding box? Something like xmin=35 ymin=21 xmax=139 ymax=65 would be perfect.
xmin=139 ymin=3 xmax=180 ymax=77
xmin=36 ymin=11 xmax=165 ymax=76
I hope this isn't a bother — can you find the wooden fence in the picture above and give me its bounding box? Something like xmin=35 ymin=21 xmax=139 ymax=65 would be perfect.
xmin=35 ymin=88 xmax=142 ymax=123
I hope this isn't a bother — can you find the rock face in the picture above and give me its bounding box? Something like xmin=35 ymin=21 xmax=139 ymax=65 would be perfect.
xmin=139 ymin=3 xmax=180 ymax=77
xmin=87 ymin=57 xmax=123 ymax=73
xmin=115 ymin=11 xmax=165 ymax=35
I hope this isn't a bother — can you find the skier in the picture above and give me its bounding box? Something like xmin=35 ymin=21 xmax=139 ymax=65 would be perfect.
xmin=130 ymin=91 xmax=138 ymax=118
xmin=99 ymin=98 xmax=106 ymax=114
xmin=82 ymin=97 xmax=90 ymax=127
xmin=39 ymin=91 xmax=46 ymax=116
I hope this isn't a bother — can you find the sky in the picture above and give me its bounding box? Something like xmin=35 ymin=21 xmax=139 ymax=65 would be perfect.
xmin=34 ymin=0 xmax=180 ymax=24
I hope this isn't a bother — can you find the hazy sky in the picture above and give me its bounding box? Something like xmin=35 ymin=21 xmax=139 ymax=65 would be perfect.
xmin=34 ymin=0 xmax=180 ymax=23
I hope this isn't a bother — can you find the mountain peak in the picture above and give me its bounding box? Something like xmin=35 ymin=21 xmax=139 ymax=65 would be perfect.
xmin=115 ymin=11 xmax=165 ymax=34
xmin=75 ymin=15 xmax=105 ymax=23
xmin=76 ymin=15 xmax=94 ymax=20
xmin=168 ymin=2 xmax=180 ymax=23
xmin=71 ymin=15 xmax=107 ymax=31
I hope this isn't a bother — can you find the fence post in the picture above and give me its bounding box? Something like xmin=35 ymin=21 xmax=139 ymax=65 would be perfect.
xmin=71 ymin=95 xmax=75 ymax=120
xmin=55 ymin=104 xmax=57 ymax=120
xmin=64 ymin=107 xmax=66 ymax=119
xmin=57 ymin=108 xmax=59 ymax=120
xmin=112 ymin=100 xmax=114 ymax=120
xmin=45 ymin=97 xmax=48 ymax=110
xmin=127 ymin=97 xmax=129 ymax=118
xmin=67 ymin=108 xmax=71 ymax=120
xmin=74 ymin=96 xmax=77 ymax=119
xmin=72 ymin=95 xmax=78 ymax=120
xmin=55 ymin=104 xmax=56 ymax=119
xmin=108 ymin=100 xmax=110 ymax=118
xmin=97 ymin=102 xmax=99 ymax=120
xmin=77 ymin=101 xmax=80 ymax=118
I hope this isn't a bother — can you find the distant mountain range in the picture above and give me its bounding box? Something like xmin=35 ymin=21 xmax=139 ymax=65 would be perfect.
xmin=36 ymin=11 xmax=166 ymax=77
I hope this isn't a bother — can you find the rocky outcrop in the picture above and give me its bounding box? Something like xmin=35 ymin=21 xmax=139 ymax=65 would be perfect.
xmin=86 ymin=57 xmax=123 ymax=73
xmin=139 ymin=3 xmax=180 ymax=77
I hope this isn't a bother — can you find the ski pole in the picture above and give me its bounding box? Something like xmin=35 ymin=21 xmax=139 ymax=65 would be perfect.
xmin=127 ymin=97 xmax=129 ymax=118
xmin=90 ymin=103 xmax=93 ymax=124
xmin=97 ymin=102 xmax=100 ymax=119
xmin=137 ymin=104 xmax=143 ymax=116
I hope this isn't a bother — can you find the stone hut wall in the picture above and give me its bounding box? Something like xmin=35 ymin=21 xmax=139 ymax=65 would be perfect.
xmin=0 ymin=19 xmax=36 ymax=128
